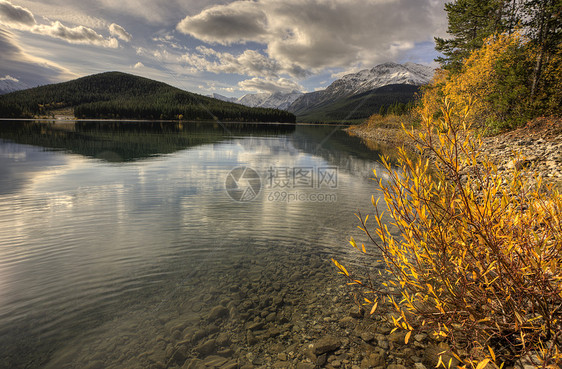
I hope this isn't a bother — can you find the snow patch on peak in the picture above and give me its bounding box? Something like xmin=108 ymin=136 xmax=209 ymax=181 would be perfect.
xmin=209 ymin=93 xmax=238 ymax=103
xmin=232 ymin=91 xmax=304 ymax=110
xmin=288 ymin=62 xmax=435 ymax=114
xmin=334 ymin=62 xmax=434 ymax=96
xmin=0 ymin=76 xmax=30 ymax=95
xmin=237 ymin=93 xmax=271 ymax=107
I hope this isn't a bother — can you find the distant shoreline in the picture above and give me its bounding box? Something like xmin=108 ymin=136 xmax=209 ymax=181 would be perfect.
xmin=0 ymin=118 xmax=353 ymax=127
xmin=0 ymin=118 xmax=297 ymax=125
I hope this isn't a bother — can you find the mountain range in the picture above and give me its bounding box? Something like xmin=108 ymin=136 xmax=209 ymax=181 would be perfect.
xmin=209 ymin=90 xmax=304 ymax=111
xmin=211 ymin=62 xmax=434 ymax=121
xmin=289 ymin=62 xmax=433 ymax=115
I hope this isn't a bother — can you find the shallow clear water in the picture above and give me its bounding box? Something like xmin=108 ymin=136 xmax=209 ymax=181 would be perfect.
xmin=0 ymin=120 xmax=394 ymax=368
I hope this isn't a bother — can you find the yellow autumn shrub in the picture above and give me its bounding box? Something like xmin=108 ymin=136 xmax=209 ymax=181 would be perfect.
xmin=364 ymin=113 xmax=408 ymax=130
xmin=415 ymin=68 xmax=449 ymax=120
xmin=419 ymin=32 xmax=535 ymax=132
xmin=334 ymin=98 xmax=562 ymax=368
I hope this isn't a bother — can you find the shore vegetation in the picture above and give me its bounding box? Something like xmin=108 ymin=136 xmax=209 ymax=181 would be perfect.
xmin=335 ymin=1 xmax=562 ymax=367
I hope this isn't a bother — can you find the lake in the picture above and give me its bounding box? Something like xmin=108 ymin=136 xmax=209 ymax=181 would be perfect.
xmin=0 ymin=120 xmax=395 ymax=369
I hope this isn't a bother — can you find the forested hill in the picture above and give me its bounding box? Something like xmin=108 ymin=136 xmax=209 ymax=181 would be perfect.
xmin=0 ymin=72 xmax=296 ymax=123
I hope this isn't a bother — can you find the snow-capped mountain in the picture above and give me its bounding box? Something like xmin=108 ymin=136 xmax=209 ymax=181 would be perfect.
xmin=237 ymin=92 xmax=271 ymax=107
xmin=289 ymin=62 xmax=434 ymax=114
xmin=263 ymin=91 xmax=305 ymax=110
xmin=208 ymin=62 xmax=433 ymax=113
xmin=209 ymin=90 xmax=304 ymax=111
xmin=334 ymin=62 xmax=433 ymax=96
xmin=0 ymin=77 xmax=30 ymax=95
xmin=238 ymin=90 xmax=304 ymax=110
xmin=209 ymin=93 xmax=238 ymax=103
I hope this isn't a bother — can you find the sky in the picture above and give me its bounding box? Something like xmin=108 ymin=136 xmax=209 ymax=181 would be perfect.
xmin=0 ymin=0 xmax=448 ymax=97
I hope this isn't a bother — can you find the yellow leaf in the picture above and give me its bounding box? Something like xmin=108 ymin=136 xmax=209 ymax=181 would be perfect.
xmin=370 ymin=301 xmax=378 ymax=315
xmin=405 ymin=331 xmax=412 ymax=344
xmin=331 ymin=259 xmax=349 ymax=276
xmin=487 ymin=346 xmax=496 ymax=362
xmin=476 ymin=359 xmax=490 ymax=369
xmin=437 ymin=355 xmax=444 ymax=368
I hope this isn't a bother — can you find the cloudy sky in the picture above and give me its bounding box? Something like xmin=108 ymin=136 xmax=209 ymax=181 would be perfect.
xmin=0 ymin=0 xmax=447 ymax=97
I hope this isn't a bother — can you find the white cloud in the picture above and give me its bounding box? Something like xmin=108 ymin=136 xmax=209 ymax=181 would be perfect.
xmin=10 ymin=1 xmax=107 ymax=29
xmin=15 ymin=0 xmax=214 ymax=27
xmin=152 ymin=33 xmax=185 ymax=50
xmin=0 ymin=75 xmax=19 ymax=82
xmin=177 ymin=2 xmax=268 ymax=45
xmin=180 ymin=47 xmax=308 ymax=78
xmin=238 ymin=77 xmax=303 ymax=93
xmin=0 ymin=0 xmax=119 ymax=48
xmin=109 ymin=23 xmax=132 ymax=42
xmin=0 ymin=0 xmax=35 ymax=27
xmin=133 ymin=61 xmax=144 ymax=69
xmin=177 ymin=0 xmax=446 ymax=71
xmin=97 ymin=0 xmax=214 ymax=25
xmin=33 ymin=21 xmax=118 ymax=48
xmin=186 ymin=48 xmax=278 ymax=76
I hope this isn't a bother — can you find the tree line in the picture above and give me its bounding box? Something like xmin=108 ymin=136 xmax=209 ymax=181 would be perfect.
xmin=434 ymin=0 xmax=561 ymax=128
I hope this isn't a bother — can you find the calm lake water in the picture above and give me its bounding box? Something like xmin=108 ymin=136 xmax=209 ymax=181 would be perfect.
xmin=0 ymin=120 xmax=395 ymax=368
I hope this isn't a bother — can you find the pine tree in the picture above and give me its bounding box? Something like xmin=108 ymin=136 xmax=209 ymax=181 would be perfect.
xmin=435 ymin=0 xmax=520 ymax=71
xmin=524 ymin=0 xmax=562 ymax=99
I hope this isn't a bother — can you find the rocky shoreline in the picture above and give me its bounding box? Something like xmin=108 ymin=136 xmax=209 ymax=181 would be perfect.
xmin=347 ymin=117 xmax=562 ymax=189
xmin=481 ymin=118 xmax=562 ymax=189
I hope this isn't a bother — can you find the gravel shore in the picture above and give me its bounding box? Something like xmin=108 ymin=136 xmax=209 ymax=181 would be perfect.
xmin=346 ymin=117 xmax=562 ymax=189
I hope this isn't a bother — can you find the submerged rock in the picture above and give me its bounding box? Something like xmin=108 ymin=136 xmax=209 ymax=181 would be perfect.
xmin=208 ymin=305 xmax=229 ymax=322
xmin=312 ymin=335 xmax=341 ymax=355
xmin=194 ymin=339 xmax=217 ymax=357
